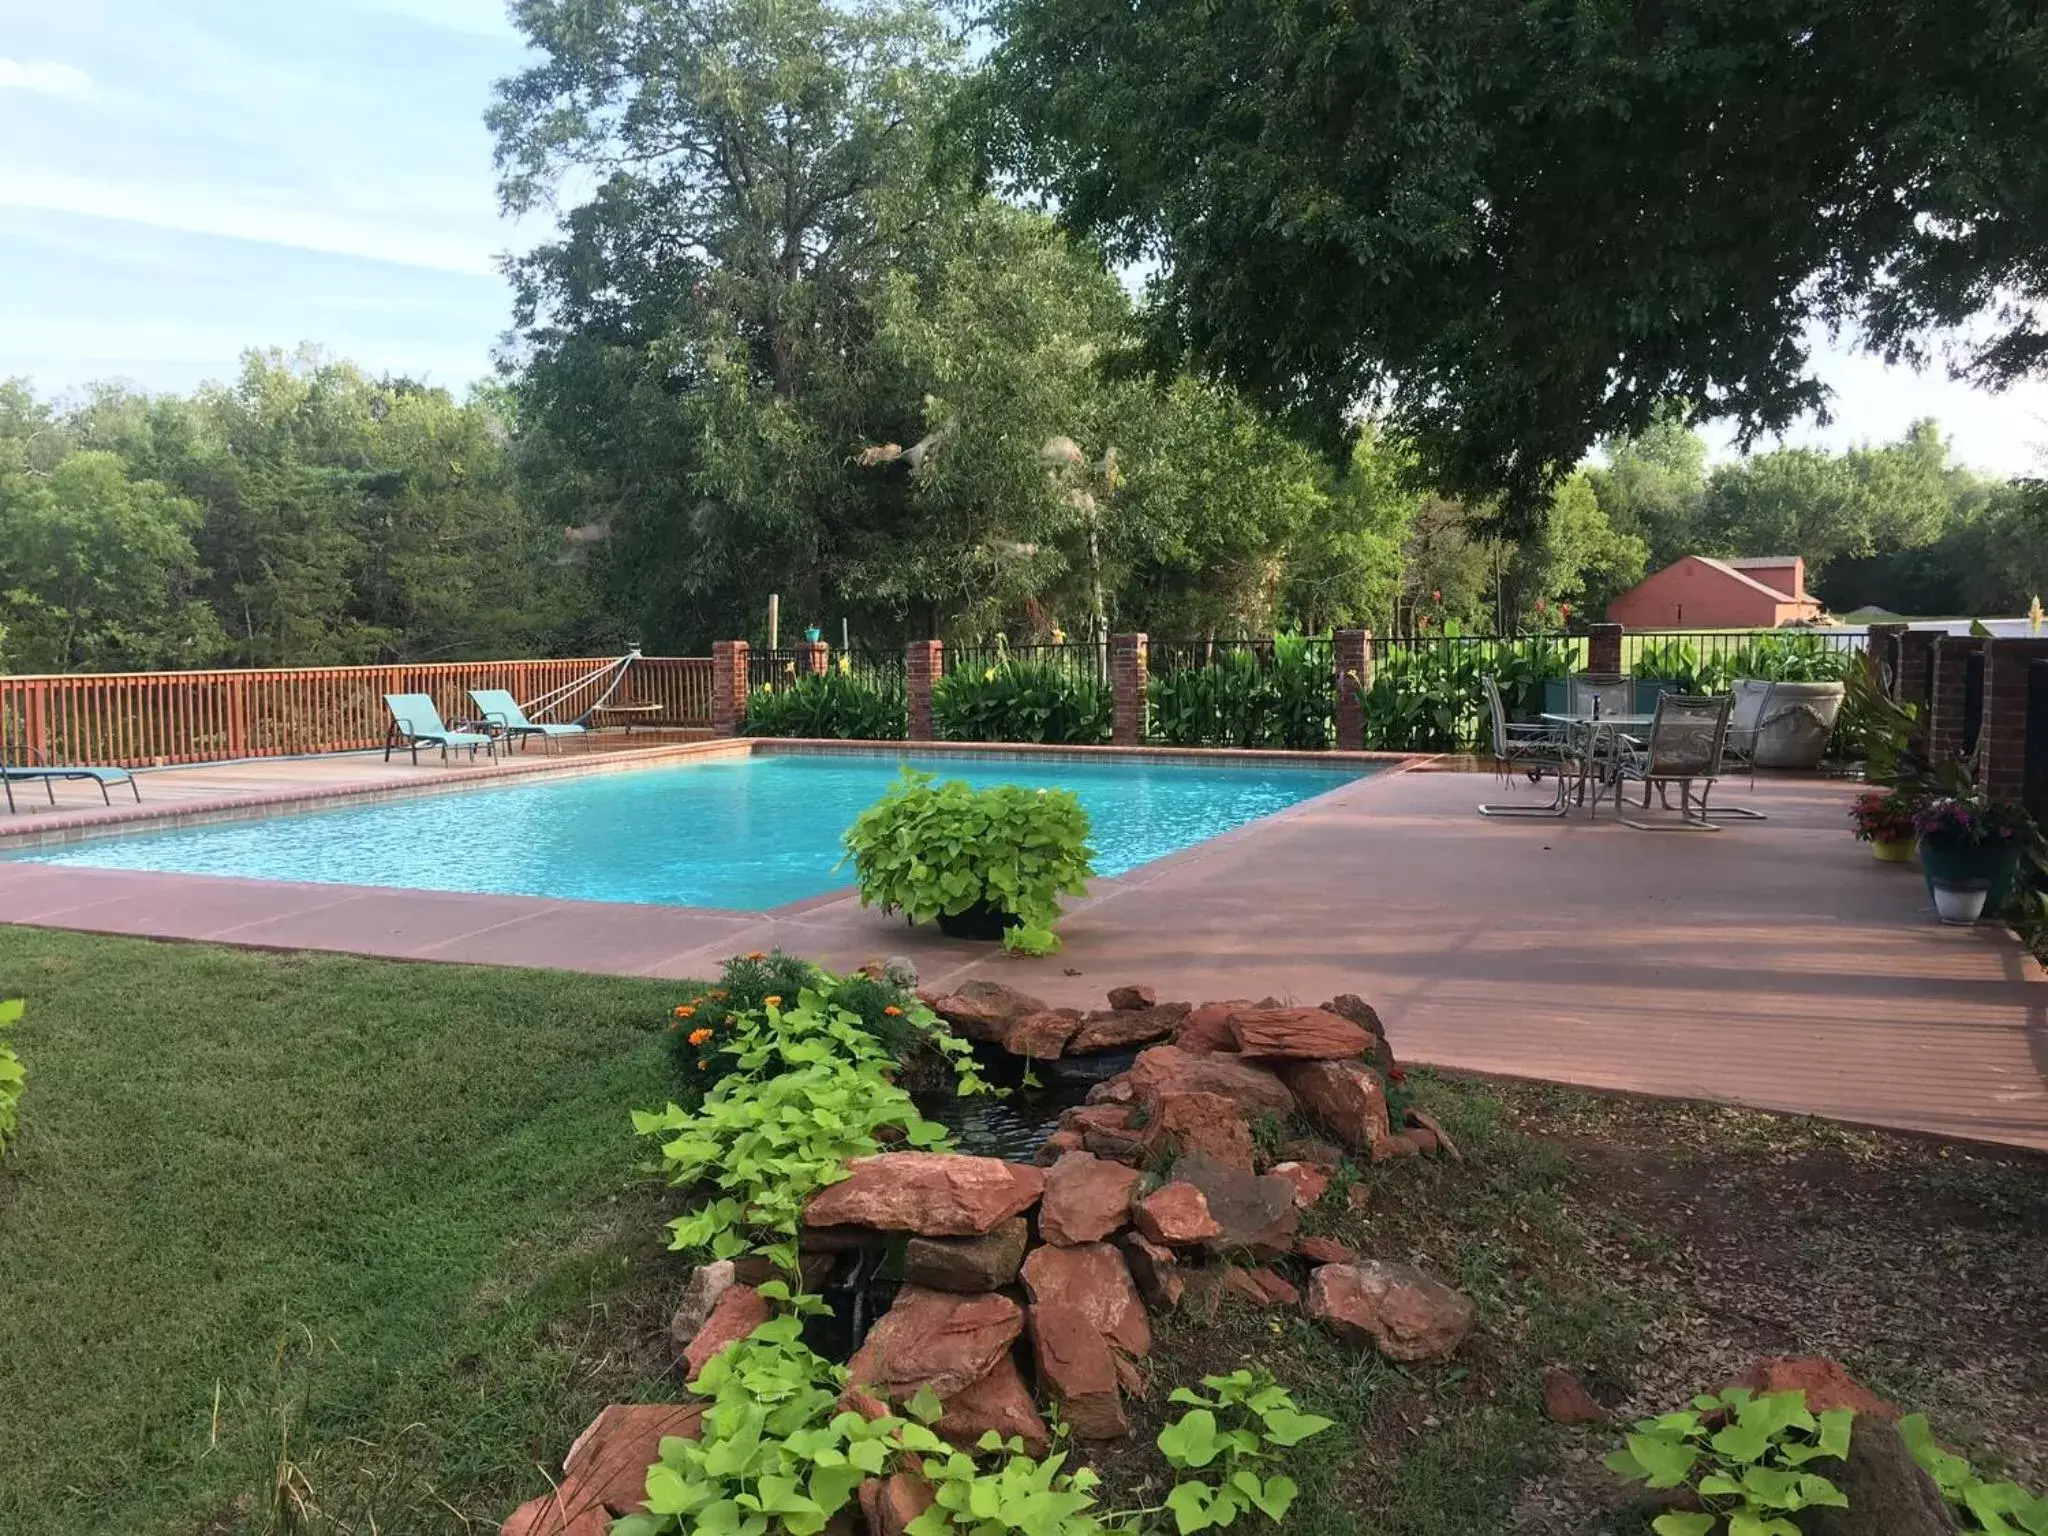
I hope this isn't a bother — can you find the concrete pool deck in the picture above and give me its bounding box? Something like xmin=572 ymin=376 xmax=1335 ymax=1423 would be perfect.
xmin=2 ymin=746 xmax=2043 ymax=1150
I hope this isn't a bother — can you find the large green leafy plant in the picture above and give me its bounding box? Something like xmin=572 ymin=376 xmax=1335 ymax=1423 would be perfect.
xmin=636 ymin=979 xmax=985 ymax=1274
xmin=0 ymin=999 xmax=23 ymax=1157
xmin=1604 ymin=1387 xmax=1852 ymax=1536
xmin=932 ymin=658 xmax=1112 ymax=745
xmin=746 ymin=670 xmax=907 ymax=740
xmin=842 ymin=770 xmax=1095 ymax=951
xmin=665 ymin=951 xmax=931 ymax=1085
xmin=1148 ymin=634 xmax=1332 ymax=749
xmin=1151 ymin=1370 xmax=1334 ymax=1533
xmin=1900 ymin=1413 xmax=2048 ymax=1534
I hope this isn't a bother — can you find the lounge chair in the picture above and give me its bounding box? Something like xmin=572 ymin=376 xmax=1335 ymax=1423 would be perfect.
xmin=1614 ymin=693 xmax=1733 ymax=831
xmin=382 ymin=693 xmax=497 ymax=765
xmin=467 ymin=688 xmax=588 ymax=753
xmin=1 ymin=749 xmax=142 ymax=813
xmin=1476 ymin=674 xmax=1581 ymax=818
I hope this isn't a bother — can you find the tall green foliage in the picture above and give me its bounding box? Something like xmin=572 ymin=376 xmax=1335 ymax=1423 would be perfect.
xmin=1148 ymin=634 xmax=1333 ymax=749
xmin=746 ymin=671 xmax=907 ymax=740
xmin=0 ymin=999 xmax=24 ymax=1158
xmin=931 ymin=658 xmax=1111 ymax=745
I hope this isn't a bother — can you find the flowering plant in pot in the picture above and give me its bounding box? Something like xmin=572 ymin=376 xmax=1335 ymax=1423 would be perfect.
xmin=1912 ymin=797 xmax=2033 ymax=923
xmin=1848 ymin=789 xmax=1919 ymax=863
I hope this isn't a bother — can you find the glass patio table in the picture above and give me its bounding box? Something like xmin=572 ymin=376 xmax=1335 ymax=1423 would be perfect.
xmin=1540 ymin=712 xmax=1656 ymax=813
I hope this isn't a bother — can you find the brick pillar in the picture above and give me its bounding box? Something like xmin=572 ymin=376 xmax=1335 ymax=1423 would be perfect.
xmin=795 ymin=640 xmax=829 ymax=675
xmin=1865 ymin=622 xmax=1907 ymax=694
xmin=1980 ymin=638 xmax=2048 ymax=804
xmin=1334 ymin=628 xmax=1374 ymax=750
xmin=905 ymin=639 xmax=942 ymax=741
xmin=711 ymin=640 xmax=749 ymax=736
xmin=716 ymin=638 xmax=757 ymax=733
xmin=1588 ymin=622 xmax=1623 ymax=677
xmin=1927 ymin=635 xmax=1986 ymax=766
xmin=1111 ymin=633 xmax=1148 ymax=746
xmin=1896 ymin=630 xmax=1938 ymax=752
xmin=2027 ymin=661 xmax=2048 ymax=825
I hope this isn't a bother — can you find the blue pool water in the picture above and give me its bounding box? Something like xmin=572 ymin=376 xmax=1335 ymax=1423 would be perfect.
xmin=5 ymin=752 xmax=1365 ymax=910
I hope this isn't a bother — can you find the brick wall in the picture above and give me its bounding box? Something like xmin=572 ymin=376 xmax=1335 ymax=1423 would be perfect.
xmin=711 ymin=639 xmax=749 ymax=736
xmin=1981 ymin=638 xmax=2048 ymax=804
xmin=1111 ymin=633 xmax=1148 ymax=746
xmin=1895 ymin=631 xmax=1939 ymax=752
xmin=1587 ymin=623 xmax=1623 ymax=676
xmin=1927 ymin=635 xmax=1986 ymax=766
xmin=905 ymin=639 xmax=942 ymax=741
xmin=1334 ymin=629 xmax=1374 ymax=750
xmin=795 ymin=640 xmax=829 ymax=675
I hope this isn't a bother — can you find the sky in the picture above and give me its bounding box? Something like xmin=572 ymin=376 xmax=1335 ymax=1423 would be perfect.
xmin=3 ymin=0 xmax=2047 ymax=477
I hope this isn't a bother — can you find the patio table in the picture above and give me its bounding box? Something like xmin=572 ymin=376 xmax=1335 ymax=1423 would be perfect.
xmin=1541 ymin=712 xmax=1655 ymax=814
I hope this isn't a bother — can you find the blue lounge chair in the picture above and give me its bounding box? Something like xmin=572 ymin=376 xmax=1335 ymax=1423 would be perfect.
xmin=1 ymin=749 xmax=141 ymax=813
xmin=468 ymin=688 xmax=588 ymax=753
xmin=382 ymin=693 xmax=497 ymax=765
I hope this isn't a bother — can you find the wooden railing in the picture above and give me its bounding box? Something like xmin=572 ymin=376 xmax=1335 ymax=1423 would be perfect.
xmin=0 ymin=656 xmax=714 ymax=768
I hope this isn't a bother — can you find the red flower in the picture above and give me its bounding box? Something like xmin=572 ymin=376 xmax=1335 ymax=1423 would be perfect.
xmin=1387 ymin=1066 xmax=1408 ymax=1084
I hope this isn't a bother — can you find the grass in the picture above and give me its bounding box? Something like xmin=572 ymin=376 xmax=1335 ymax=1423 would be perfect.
xmin=0 ymin=928 xmax=693 ymax=1536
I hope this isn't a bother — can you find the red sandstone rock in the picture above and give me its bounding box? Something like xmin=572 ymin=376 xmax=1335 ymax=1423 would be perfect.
xmin=1174 ymin=1001 xmax=1251 ymax=1054
xmin=1039 ymin=1152 xmax=1142 ymax=1246
xmin=1083 ymin=1075 xmax=1137 ymax=1106
xmin=1268 ymin=1161 xmax=1333 ymax=1209
xmin=1028 ymin=1304 xmax=1127 ymax=1439
xmin=1221 ymin=1266 xmax=1301 ymax=1308
xmin=1227 ymin=1007 xmax=1375 ymax=1060
xmin=1132 ymin=1183 xmax=1224 ymax=1246
xmin=1143 ymin=1091 xmax=1255 ymax=1171
xmin=922 ymin=980 xmax=1048 ymax=1043
xmin=501 ymin=1489 xmax=613 ymax=1536
xmin=1541 ymin=1367 xmax=1606 ymax=1424
xmin=859 ymin=1474 xmax=936 ymax=1536
xmin=682 ymin=1284 xmax=769 ymax=1384
xmin=561 ymin=1403 xmax=706 ymax=1516
xmin=1168 ymin=1153 xmax=1299 ymax=1258
xmin=1062 ymin=1104 xmax=1147 ymax=1163
xmin=1005 ymin=1008 xmax=1084 ymax=1059
xmin=904 ymin=1216 xmax=1030 ymax=1293
xmin=935 ymin=1353 xmax=1051 ymax=1456
xmin=847 ymin=1288 xmax=1025 ymax=1398
xmin=1386 ymin=1128 xmax=1438 ymax=1158
xmin=1107 ymin=984 xmax=1156 ymax=1011
xmin=1114 ymin=1353 xmax=1148 ymax=1399
xmin=1020 ymin=1242 xmax=1151 ymax=1357
xmin=1067 ymin=1002 xmax=1191 ymax=1055
xmin=1126 ymin=1046 xmax=1296 ymax=1119
xmin=1281 ymin=1059 xmax=1392 ymax=1154
xmin=1294 ymin=1235 xmax=1354 ymax=1266
xmin=1033 ymin=1128 xmax=1086 ymax=1166
xmin=1722 ymin=1358 xmax=1899 ymax=1420
xmin=668 ymin=1261 xmax=737 ymax=1364
xmin=803 ymin=1153 xmax=1044 ymax=1236
xmin=1117 ymin=1232 xmax=1184 ymax=1310
xmin=1307 ymin=1261 xmax=1475 ymax=1361
xmin=1323 ymin=994 xmax=1387 ymax=1040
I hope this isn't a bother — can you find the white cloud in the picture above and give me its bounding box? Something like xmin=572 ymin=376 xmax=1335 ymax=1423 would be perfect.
xmin=360 ymin=0 xmax=520 ymax=39
xmin=0 ymin=57 xmax=94 ymax=97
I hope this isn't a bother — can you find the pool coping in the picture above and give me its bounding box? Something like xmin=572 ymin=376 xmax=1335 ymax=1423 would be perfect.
xmin=0 ymin=737 xmax=1424 ymax=852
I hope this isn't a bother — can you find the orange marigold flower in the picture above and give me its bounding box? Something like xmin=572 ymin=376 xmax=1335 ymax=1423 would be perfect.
xmin=710 ymin=989 xmax=728 ymax=1000
xmin=764 ymin=995 xmax=783 ymax=1007
xmin=676 ymin=1006 xmax=696 ymax=1019
xmin=746 ymin=951 xmax=767 ymax=961
xmin=883 ymin=1005 xmax=902 ymax=1017
xmin=688 ymin=1027 xmax=712 ymax=1046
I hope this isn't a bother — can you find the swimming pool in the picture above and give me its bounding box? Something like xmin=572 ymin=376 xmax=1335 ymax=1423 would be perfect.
xmin=4 ymin=750 xmax=1367 ymax=910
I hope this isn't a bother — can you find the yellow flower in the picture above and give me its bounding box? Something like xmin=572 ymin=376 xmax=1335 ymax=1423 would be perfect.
xmin=764 ymin=994 xmax=783 ymax=1008
xmin=838 ymin=655 xmax=851 ymax=675
xmin=983 ymin=666 xmax=997 ymax=682
xmin=688 ymin=1027 xmax=712 ymax=1046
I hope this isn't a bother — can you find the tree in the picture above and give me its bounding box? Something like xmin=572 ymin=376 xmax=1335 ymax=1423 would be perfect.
xmin=1588 ymin=406 xmax=1709 ymax=572
xmin=969 ymin=0 xmax=2048 ymax=531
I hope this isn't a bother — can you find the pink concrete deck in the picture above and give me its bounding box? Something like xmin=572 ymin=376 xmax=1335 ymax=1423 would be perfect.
xmin=2 ymin=750 xmax=2042 ymax=1149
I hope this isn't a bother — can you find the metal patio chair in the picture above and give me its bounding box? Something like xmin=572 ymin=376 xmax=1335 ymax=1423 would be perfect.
xmin=1476 ymin=674 xmax=1582 ymax=818
xmin=1614 ymin=693 xmax=1734 ymax=831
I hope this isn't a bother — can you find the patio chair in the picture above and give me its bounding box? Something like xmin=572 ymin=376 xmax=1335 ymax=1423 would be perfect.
xmin=1566 ymin=673 xmax=1634 ymax=719
xmin=1613 ymin=693 xmax=1733 ymax=831
xmin=1 ymin=747 xmax=142 ymax=813
xmin=1705 ymin=679 xmax=1774 ymax=822
xmin=1476 ymin=674 xmax=1582 ymax=818
xmin=382 ymin=693 xmax=497 ymax=766
xmin=468 ymin=688 xmax=589 ymax=754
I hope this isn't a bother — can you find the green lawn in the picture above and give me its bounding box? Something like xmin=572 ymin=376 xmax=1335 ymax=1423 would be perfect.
xmin=0 ymin=929 xmax=688 ymax=1536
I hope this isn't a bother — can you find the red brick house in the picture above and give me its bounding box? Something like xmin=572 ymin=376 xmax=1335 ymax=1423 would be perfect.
xmin=1605 ymin=556 xmax=1823 ymax=629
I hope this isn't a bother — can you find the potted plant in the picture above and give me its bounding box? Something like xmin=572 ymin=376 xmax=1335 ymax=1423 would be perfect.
xmin=1912 ymin=797 xmax=2032 ymax=923
xmin=842 ymin=769 xmax=1096 ymax=952
xmin=1848 ymin=789 xmax=1918 ymax=863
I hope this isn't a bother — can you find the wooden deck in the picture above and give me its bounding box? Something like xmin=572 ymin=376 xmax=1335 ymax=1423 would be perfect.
xmin=2 ymin=748 xmax=2042 ymax=1149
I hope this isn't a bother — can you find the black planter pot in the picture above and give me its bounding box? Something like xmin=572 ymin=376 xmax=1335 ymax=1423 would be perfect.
xmin=935 ymin=902 xmax=1020 ymax=941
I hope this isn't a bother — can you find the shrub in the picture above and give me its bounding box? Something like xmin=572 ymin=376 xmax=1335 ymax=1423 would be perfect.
xmin=842 ymin=770 xmax=1095 ymax=948
xmin=1148 ymin=633 xmax=1333 ymax=749
xmin=1360 ymin=634 xmax=1576 ymax=751
xmin=0 ymin=998 xmax=22 ymax=1157
xmin=1899 ymin=1412 xmax=2048 ymax=1533
xmin=931 ymin=658 xmax=1111 ymax=744
xmin=1604 ymin=1387 xmax=1853 ymax=1536
xmin=1911 ymin=796 xmax=2035 ymax=851
xmin=665 ymin=951 xmax=928 ymax=1084
xmin=745 ymin=670 xmax=906 ymax=739
xmin=1156 ymin=1368 xmax=1335 ymax=1531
